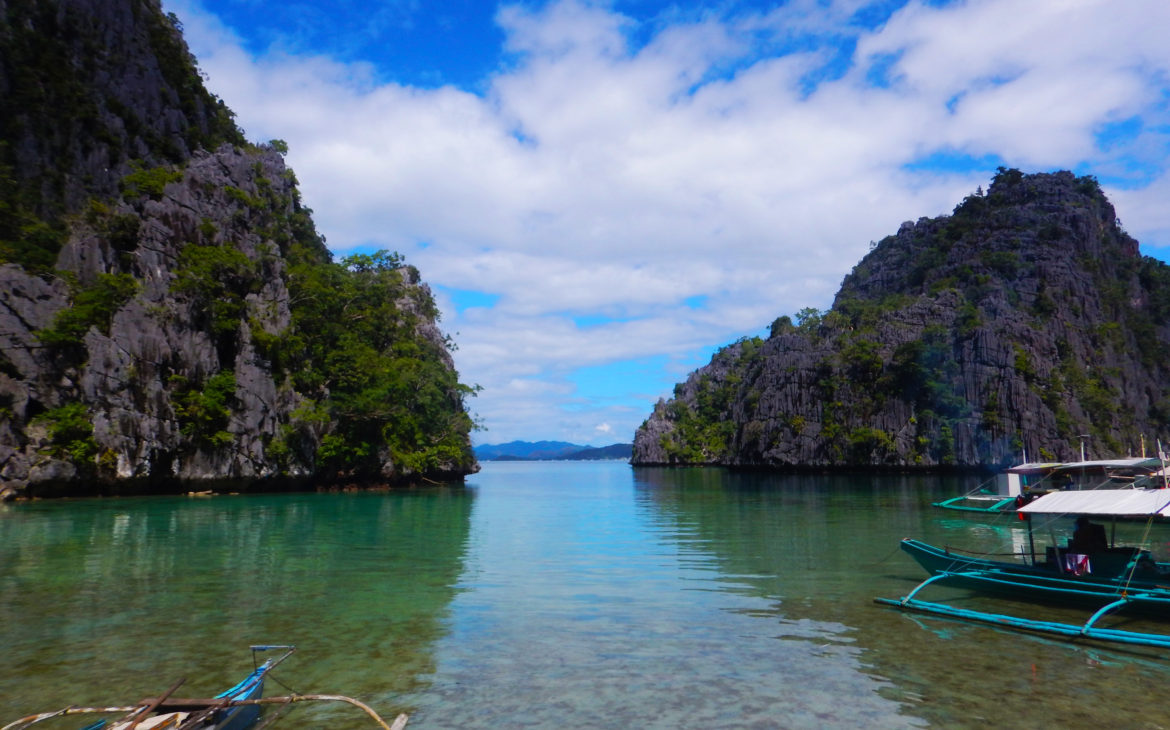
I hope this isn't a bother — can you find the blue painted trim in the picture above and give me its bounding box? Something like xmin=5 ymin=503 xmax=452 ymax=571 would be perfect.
xmin=875 ymin=595 xmax=1170 ymax=649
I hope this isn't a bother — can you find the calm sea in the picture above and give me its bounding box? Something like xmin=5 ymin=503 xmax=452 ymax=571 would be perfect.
xmin=3 ymin=461 xmax=1169 ymax=729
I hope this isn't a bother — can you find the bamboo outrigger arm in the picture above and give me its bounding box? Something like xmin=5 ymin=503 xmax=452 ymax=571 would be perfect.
xmin=875 ymin=590 xmax=1170 ymax=649
xmin=2 ymin=696 xmax=408 ymax=730
xmin=3 ymin=705 xmax=143 ymax=730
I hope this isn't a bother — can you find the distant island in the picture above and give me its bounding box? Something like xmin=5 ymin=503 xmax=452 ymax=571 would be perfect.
xmin=475 ymin=441 xmax=632 ymax=461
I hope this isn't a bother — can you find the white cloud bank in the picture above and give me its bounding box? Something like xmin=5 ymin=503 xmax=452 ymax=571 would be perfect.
xmin=166 ymin=0 xmax=1170 ymax=445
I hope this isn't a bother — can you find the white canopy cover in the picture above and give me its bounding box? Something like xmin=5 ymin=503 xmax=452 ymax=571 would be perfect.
xmin=1019 ymin=488 xmax=1170 ymax=517
xmin=1007 ymin=458 xmax=1162 ymax=475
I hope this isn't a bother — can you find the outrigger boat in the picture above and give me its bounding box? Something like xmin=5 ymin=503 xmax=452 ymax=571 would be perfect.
xmin=932 ymin=457 xmax=1165 ymax=514
xmin=3 ymin=646 xmax=408 ymax=730
xmin=877 ymin=488 xmax=1170 ymax=648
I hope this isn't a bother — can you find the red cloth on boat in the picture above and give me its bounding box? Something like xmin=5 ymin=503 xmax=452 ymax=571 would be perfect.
xmin=1063 ymin=553 xmax=1091 ymax=576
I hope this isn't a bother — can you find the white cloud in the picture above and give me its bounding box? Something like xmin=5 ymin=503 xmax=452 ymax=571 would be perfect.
xmin=1110 ymin=174 xmax=1170 ymax=256
xmin=853 ymin=0 xmax=1170 ymax=167
xmin=167 ymin=0 xmax=1170 ymax=444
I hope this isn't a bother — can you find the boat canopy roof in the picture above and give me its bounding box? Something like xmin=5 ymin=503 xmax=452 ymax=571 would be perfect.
xmin=1005 ymin=462 xmax=1064 ymax=474
xmin=1019 ymin=488 xmax=1170 ymax=517
xmin=1007 ymin=458 xmax=1161 ymax=475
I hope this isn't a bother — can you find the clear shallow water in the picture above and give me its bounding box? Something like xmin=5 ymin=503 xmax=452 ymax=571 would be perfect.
xmin=3 ymin=462 xmax=1170 ymax=729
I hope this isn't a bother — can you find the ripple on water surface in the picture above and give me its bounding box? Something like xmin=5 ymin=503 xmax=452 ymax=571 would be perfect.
xmin=4 ymin=463 xmax=1170 ymax=728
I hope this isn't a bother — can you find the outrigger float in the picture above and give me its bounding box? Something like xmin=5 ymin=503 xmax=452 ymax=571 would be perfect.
xmin=2 ymin=646 xmax=407 ymax=730
xmin=877 ymin=488 xmax=1170 ymax=648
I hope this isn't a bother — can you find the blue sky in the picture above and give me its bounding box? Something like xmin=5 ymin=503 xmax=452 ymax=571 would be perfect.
xmin=166 ymin=0 xmax=1170 ymax=446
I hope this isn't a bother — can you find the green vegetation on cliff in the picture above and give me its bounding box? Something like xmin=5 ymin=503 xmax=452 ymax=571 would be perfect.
xmin=0 ymin=0 xmax=477 ymax=494
xmin=277 ymin=249 xmax=479 ymax=478
xmin=0 ymin=0 xmax=243 ymax=273
xmin=635 ymin=169 xmax=1170 ymax=469
xmin=33 ymin=402 xmax=98 ymax=465
xmin=28 ymin=155 xmax=479 ymax=484
xmin=37 ymin=273 xmax=140 ymax=349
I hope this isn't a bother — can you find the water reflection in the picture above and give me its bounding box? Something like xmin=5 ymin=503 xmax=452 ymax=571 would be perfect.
xmin=7 ymin=465 xmax=1170 ymax=729
xmin=397 ymin=464 xmax=930 ymax=728
xmin=629 ymin=467 xmax=972 ymax=610
xmin=0 ymin=489 xmax=474 ymax=725
xmin=632 ymin=466 xmax=1170 ymax=729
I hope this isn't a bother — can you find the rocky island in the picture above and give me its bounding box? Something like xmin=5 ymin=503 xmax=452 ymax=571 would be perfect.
xmin=0 ymin=0 xmax=477 ymax=497
xmin=634 ymin=169 xmax=1170 ymax=469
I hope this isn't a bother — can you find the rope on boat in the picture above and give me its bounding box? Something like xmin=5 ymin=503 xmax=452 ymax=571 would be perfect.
xmin=951 ymin=475 xmax=999 ymax=500
xmin=870 ymin=542 xmax=906 ymax=565
xmin=1120 ymin=512 xmax=1162 ymax=595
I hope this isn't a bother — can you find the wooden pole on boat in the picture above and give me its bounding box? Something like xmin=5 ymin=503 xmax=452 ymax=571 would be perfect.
xmin=245 ymin=696 xmax=407 ymax=730
xmin=177 ymin=687 xmax=233 ymax=728
xmin=1050 ymin=526 xmax=1064 ymax=573
xmin=1026 ymin=513 xmax=1036 ymax=566
xmin=2 ymin=706 xmax=141 ymax=730
xmin=1159 ymin=440 xmax=1169 ymax=490
xmin=138 ymin=695 xmax=406 ymax=730
xmin=127 ymin=677 xmax=186 ymax=730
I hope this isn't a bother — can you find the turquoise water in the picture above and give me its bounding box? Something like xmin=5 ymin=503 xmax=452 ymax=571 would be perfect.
xmin=3 ymin=462 xmax=1170 ymax=729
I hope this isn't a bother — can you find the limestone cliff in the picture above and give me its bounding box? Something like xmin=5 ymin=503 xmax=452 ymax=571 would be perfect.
xmin=0 ymin=0 xmax=477 ymax=496
xmin=633 ymin=170 xmax=1170 ymax=469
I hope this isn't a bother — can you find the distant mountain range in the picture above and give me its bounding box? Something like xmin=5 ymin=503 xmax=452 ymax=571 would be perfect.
xmin=474 ymin=441 xmax=632 ymax=461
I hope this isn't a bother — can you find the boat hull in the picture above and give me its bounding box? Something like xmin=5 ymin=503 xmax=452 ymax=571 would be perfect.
xmin=209 ymin=665 xmax=267 ymax=730
xmin=899 ymin=539 xmax=1170 ymax=614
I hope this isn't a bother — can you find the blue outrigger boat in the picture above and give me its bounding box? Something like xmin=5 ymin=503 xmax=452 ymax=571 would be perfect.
xmin=877 ymin=488 xmax=1170 ymax=648
xmin=932 ymin=458 xmax=1165 ymax=514
xmin=3 ymin=646 xmax=407 ymax=730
